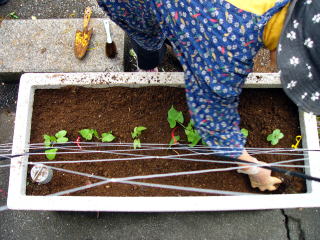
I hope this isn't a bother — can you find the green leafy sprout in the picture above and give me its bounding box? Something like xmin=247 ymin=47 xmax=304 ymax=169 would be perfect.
xmin=79 ymin=129 xmax=99 ymax=141
xmin=185 ymin=121 xmax=202 ymax=147
xmin=79 ymin=128 xmax=115 ymax=143
xmin=101 ymin=132 xmax=116 ymax=143
xmin=9 ymin=12 xmax=19 ymax=19
xmin=131 ymin=126 xmax=147 ymax=149
xmin=167 ymin=105 xmax=184 ymax=128
xmin=167 ymin=106 xmax=201 ymax=147
xmin=241 ymin=128 xmax=249 ymax=138
xmin=43 ymin=130 xmax=68 ymax=160
xmin=129 ymin=49 xmax=137 ymax=59
xmin=267 ymin=129 xmax=284 ymax=145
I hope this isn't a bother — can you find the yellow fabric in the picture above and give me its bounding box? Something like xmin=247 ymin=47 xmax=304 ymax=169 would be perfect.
xmin=226 ymin=0 xmax=290 ymax=50
xmin=227 ymin=0 xmax=278 ymax=15
xmin=263 ymin=3 xmax=289 ymax=50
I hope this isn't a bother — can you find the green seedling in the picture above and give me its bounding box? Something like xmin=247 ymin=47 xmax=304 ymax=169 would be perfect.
xmin=267 ymin=129 xmax=284 ymax=145
xmin=185 ymin=121 xmax=202 ymax=147
xmin=131 ymin=126 xmax=147 ymax=149
xmin=129 ymin=49 xmax=137 ymax=59
xmin=9 ymin=12 xmax=19 ymax=19
xmin=79 ymin=129 xmax=99 ymax=141
xmin=101 ymin=131 xmax=116 ymax=143
xmin=43 ymin=130 xmax=68 ymax=160
xmin=167 ymin=105 xmax=184 ymax=128
xmin=241 ymin=128 xmax=249 ymax=138
xmin=79 ymin=128 xmax=116 ymax=143
xmin=131 ymin=126 xmax=147 ymax=139
xmin=133 ymin=139 xmax=141 ymax=149
xmin=167 ymin=106 xmax=201 ymax=147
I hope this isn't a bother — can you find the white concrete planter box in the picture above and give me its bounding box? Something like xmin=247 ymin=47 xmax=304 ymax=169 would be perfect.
xmin=7 ymin=72 xmax=320 ymax=211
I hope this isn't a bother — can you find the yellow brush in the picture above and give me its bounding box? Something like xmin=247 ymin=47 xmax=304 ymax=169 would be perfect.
xmin=103 ymin=19 xmax=118 ymax=59
xmin=74 ymin=7 xmax=93 ymax=59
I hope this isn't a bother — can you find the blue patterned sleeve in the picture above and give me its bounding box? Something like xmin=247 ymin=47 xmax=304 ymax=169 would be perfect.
xmin=98 ymin=0 xmax=290 ymax=158
xmin=185 ymin=73 xmax=246 ymax=157
xmin=97 ymin=0 xmax=166 ymax=51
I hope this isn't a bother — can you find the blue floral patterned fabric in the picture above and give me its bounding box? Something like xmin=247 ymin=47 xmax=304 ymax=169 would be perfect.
xmin=98 ymin=0 xmax=291 ymax=157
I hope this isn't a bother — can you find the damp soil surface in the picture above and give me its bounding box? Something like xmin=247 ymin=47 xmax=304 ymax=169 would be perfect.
xmin=27 ymin=87 xmax=305 ymax=196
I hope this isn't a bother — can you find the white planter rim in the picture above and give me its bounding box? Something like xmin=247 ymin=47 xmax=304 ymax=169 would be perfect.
xmin=7 ymin=72 xmax=320 ymax=211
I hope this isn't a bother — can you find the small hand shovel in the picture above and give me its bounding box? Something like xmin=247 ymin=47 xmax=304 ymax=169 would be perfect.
xmin=74 ymin=7 xmax=93 ymax=59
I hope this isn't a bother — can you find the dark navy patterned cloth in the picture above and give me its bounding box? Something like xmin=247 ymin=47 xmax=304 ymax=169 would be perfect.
xmin=278 ymin=0 xmax=320 ymax=115
xmin=98 ymin=0 xmax=291 ymax=157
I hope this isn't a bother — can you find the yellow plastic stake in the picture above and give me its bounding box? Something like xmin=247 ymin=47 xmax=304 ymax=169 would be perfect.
xmin=291 ymin=135 xmax=302 ymax=149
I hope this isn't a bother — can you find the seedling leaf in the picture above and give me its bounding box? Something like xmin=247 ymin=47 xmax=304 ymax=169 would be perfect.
xmin=241 ymin=128 xmax=249 ymax=138
xmin=55 ymin=130 xmax=67 ymax=139
xmin=185 ymin=121 xmax=202 ymax=147
xmin=131 ymin=126 xmax=147 ymax=139
xmin=133 ymin=139 xmax=141 ymax=149
xmin=79 ymin=129 xmax=94 ymax=141
xmin=129 ymin=48 xmax=137 ymax=59
xmin=9 ymin=12 xmax=19 ymax=19
xmin=267 ymin=129 xmax=284 ymax=146
xmin=93 ymin=129 xmax=100 ymax=139
xmin=167 ymin=106 xmax=184 ymax=128
xmin=50 ymin=136 xmax=57 ymax=143
xmin=56 ymin=137 xmax=68 ymax=143
xmin=45 ymin=148 xmax=58 ymax=160
xmin=101 ymin=132 xmax=115 ymax=142
xmin=43 ymin=134 xmax=52 ymax=147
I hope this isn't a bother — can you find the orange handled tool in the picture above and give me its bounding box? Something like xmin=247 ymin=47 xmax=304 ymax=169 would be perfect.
xmin=74 ymin=7 xmax=93 ymax=59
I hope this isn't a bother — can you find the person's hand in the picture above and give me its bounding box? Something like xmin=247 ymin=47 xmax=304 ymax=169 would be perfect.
xmin=238 ymin=150 xmax=282 ymax=191
xmin=246 ymin=161 xmax=282 ymax=191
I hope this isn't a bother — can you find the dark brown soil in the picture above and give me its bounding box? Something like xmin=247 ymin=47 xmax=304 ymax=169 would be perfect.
xmin=26 ymin=87 xmax=305 ymax=196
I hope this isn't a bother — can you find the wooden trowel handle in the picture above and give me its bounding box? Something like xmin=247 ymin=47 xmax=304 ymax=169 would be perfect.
xmin=83 ymin=7 xmax=92 ymax=30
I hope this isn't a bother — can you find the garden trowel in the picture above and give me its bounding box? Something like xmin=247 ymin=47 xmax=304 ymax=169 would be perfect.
xmin=74 ymin=7 xmax=93 ymax=59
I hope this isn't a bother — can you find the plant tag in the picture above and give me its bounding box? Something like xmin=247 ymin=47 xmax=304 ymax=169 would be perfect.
xmin=30 ymin=164 xmax=53 ymax=184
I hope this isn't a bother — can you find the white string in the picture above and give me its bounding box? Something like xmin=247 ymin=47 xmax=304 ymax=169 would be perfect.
xmin=44 ymin=164 xmax=255 ymax=196
xmin=1 ymin=142 xmax=315 ymax=199
xmin=21 ymin=141 xmax=316 ymax=150
xmin=31 ymin=158 xmax=305 ymax=195
xmin=26 ymin=146 xmax=310 ymax=168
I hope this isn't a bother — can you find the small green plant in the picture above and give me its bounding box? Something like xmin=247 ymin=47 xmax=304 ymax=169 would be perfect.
xmin=167 ymin=106 xmax=201 ymax=147
xmin=43 ymin=130 xmax=68 ymax=160
xmin=185 ymin=121 xmax=202 ymax=147
xmin=267 ymin=129 xmax=284 ymax=145
xmin=101 ymin=131 xmax=116 ymax=143
xmin=79 ymin=128 xmax=115 ymax=142
xmin=167 ymin=105 xmax=184 ymax=128
xmin=129 ymin=49 xmax=137 ymax=59
xmin=131 ymin=126 xmax=147 ymax=149
xmin=79 ymin=129 xmax=99 ymax=141
xmin=9 ymin=12 xmax=19 ymax=19
xmin=241 ymin=128 xmax=249 ymax=138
